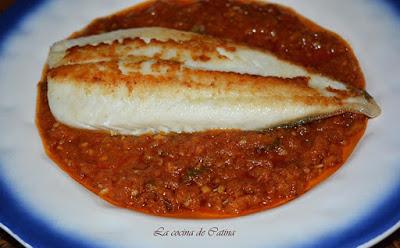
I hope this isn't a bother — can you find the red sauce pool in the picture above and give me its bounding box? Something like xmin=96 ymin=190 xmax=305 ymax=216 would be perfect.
xmin=36 ymin=0 xmax=368 ymax=218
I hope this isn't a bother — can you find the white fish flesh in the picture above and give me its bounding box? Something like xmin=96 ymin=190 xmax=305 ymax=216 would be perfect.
xmin=46 ymin=27 xmax=381 ymax=135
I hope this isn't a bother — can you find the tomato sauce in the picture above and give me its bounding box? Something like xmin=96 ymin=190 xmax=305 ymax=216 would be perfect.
xmin=36 ymin=0 xmax=368 ymax=218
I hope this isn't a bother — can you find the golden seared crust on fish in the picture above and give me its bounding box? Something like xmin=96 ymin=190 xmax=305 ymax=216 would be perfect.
xmin=47 ymin=27 xmax=381 ymax=135
xmin=48 ymin=27 xmax=307 ymax=78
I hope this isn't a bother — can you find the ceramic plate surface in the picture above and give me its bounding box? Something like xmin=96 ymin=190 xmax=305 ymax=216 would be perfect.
xmin=0 ymin=0 xmax=399 ymax=247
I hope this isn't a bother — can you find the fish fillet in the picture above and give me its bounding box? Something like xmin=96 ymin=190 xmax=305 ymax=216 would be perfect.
xmin=47 ymin=27 xmax=380 ymax=135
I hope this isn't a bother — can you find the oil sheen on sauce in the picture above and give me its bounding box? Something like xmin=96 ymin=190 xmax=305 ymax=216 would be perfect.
xmin=36 ymin=0 xmax=368 ymax=218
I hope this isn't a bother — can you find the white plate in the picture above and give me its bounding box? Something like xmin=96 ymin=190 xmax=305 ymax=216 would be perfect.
xmin=0 ymin=0 xmax=399 ymax=247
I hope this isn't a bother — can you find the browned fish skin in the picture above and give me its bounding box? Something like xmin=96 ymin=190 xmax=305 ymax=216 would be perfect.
xmin=47 ymin=54 xmax=379 ymax=135
xmin=46 ymin=27 xmax=380 ymax=135
xmin=52 ymin=35 xmax=236 ymax=68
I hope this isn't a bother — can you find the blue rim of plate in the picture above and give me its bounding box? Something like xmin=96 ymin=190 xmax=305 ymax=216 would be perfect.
xmin=0 ymin=0 xmax=399 ymax=247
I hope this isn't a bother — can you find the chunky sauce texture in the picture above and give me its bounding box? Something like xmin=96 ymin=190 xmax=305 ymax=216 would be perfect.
xmin=37 ymin=0 xmax=368 ymax=218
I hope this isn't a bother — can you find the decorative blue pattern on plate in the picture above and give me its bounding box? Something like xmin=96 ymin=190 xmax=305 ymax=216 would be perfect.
xmin=0 ymin=1 xmax=399 ymax=247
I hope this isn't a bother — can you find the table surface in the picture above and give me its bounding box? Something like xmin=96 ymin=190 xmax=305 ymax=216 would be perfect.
xmin=0 ymin=1 xmax=398 ymax=247
xmin=1 ymin=223 xmax=396 ymax=248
